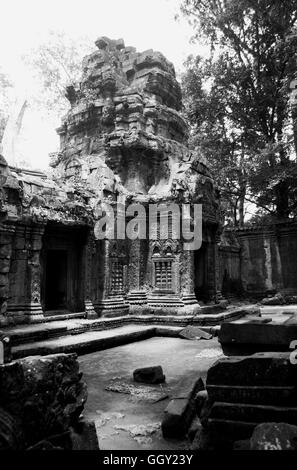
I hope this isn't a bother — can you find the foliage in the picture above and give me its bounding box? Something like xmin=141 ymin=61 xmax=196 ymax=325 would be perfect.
xmin=23 ymin=31 xmax=93 ymax=116
xmin=180 ymin=0 xmax=297 ymax=223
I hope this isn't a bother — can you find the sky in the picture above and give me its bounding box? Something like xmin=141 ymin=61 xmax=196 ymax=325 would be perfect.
xmin=0 ymin=0 xmax=208 ymax=169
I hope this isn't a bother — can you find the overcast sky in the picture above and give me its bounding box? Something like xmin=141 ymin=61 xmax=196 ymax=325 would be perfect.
xmin=1 ymin=0 xmax=207 ymax=169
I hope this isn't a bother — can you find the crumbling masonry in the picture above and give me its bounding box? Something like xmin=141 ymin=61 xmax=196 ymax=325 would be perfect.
xmin=0 ymin=37 xmax=221 ymax=326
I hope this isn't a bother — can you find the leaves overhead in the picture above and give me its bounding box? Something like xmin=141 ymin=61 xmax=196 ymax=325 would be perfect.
xmin=180 ymin=0 xmax=297 ymax=224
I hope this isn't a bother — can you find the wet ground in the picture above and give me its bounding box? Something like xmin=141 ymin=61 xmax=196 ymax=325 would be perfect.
xmin=79 ymin=336 xmax=224 ymax=450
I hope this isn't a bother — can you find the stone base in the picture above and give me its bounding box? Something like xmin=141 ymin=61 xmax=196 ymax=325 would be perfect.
xmin=7 ymin=303 xmax=44 ymax=324
xmin=95 ymin=296 xmax=129 ymax=317
xmin=127 ymin=291 xmax=149 ymax=315
xmin=127 ymin=291 xmax=148 ymax=305
xmin=85 ymin=300 xmax=98 ymax=319
xmin=147 ymin=294 xmax=201 ymax=316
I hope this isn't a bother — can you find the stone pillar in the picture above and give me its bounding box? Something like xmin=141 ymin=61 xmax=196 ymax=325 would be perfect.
xmin=214 ymin=230 xmax=224 ymax=302
xmin=84 ymin=230 xmax=97 ymax=319
xmin=181 ymin=248 xmax=200 ymax=313
xmin=127 ymin=238 xmax=148 ymax=311
xmin=7 ymin=223 xmax=45 ymax=323
xmin=94 ymin=239 xmax=129 ymax=317
xmin=202 ymin=227 xmax=224 ymax=303
xmin=0 ymin=223 xmax=15 ymax=327
xmin=26 ymin=224 xmax=45 ymax=322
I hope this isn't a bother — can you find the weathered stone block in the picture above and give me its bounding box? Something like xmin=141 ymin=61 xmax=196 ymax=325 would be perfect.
xmin=133 ymin=365 xmax=165 ymax=384
xmin=207 ymin=353 xmax=296 ymax=387
xmin=0 ymin=353 xmax=90 ymax=450
xmin=250 ymin=422 xmax=297 ymax=450
xmin=0 ymin=244 xmax=11 ymax=259
xmin=261 ymin=293 xmax=285 ymax=305
xmin=162 ymin=377 xmax=204 ymax=438
xmin=179 ymin=326 xmax=212 ymax=340
xmin=219 ymin=321 xmax=297 ymax=349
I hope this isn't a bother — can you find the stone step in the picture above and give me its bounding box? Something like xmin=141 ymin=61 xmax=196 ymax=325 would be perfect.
xmin=12 ymin=325 xmax=157 ymax=359
xmin=208 ymin=418 xmax=258 ymax=442
xmin=4 ymin=305 xmax=255 ymax=349
xmin=209 ymin=402 xmax=297 ymax=426
xmin=8 ymin=323 xmax=69 ymax=346
xmin=207 ymin=384 xmax=297 ymax=406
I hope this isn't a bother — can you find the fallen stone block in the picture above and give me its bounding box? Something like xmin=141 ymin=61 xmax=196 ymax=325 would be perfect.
xmin=179 ymin=326 xmax=212 ymax=340
xmin=133 ymin=365 xmax=165 ymax=384
xmin=261 ymin=293 xmax=285 ymax=305
xmin=250 ymin=422 xmax=297 ymax=450
xmin=162 ymin=377 xmax=204 ymax=438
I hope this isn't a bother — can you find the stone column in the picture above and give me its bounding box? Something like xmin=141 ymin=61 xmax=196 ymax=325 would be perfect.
xmin=127 ymin=238 xmax=148 ymax=311
xmin=180 ymin=248 xmax=200 ymax=313
xmin=0 ymin=223 xmax=15 ymax=327
xmin=26 ymin=224 xmax=46 ymax=322
xmin=214 ymin=230 xmax=224 ymax=302
xmin=84 ymin=230 xmax=97 ymax=319
xmin=95 ymin=239 xmax=129 ymax=317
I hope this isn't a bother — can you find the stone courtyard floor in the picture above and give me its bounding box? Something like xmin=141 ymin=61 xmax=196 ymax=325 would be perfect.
xmin=79 ymin=336 xmax=223 ymax=450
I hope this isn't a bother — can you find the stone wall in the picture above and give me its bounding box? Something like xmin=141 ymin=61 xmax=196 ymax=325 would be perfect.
xmin=220 ymin=222 xmax=297 ymax=299
xmin=219 ymin=231 xmax=242 ymax=299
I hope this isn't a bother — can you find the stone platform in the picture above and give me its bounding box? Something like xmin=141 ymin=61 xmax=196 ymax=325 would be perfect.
xmin=2 ymin=304 xmax=258 ymax=359
xmin=219 ymin=305 xmax=297 ymax=355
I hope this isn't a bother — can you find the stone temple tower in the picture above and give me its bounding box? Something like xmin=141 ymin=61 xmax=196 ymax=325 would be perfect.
xmin=50 ymin=36 xmax=221 ymax=317
xmin=0 ymin=37 xmax=221 ymax=326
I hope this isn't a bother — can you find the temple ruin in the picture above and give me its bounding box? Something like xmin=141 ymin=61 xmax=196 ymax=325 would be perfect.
xmin=0 ymin=37 xmax=222 ymax=326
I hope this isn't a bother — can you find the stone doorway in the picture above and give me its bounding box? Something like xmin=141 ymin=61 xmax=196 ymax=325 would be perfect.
xmin=194 ymin=242 xmax=209 ymax=303
xmin=41 ymin=225 xmax=86 ymax=314
xmin=44 ymin=250 xmax=68 ymax=310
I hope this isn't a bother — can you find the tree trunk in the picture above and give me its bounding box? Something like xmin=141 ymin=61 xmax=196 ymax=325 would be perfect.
xmin=1 ymin=99 xmax=28 ymax=166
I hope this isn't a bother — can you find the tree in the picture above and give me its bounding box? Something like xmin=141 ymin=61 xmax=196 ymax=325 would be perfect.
xmin=0 ymin=69 xmax=13 ymax=144
xmin=183 ymin=54 xmax=260 ymax=226
xmin=23 ymin=31 xmax=93 ymax=116
xmin=0 ymin=31 xmax=93 ymax=167
xmin=180 ymin=0 xmax=297 ymax=221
